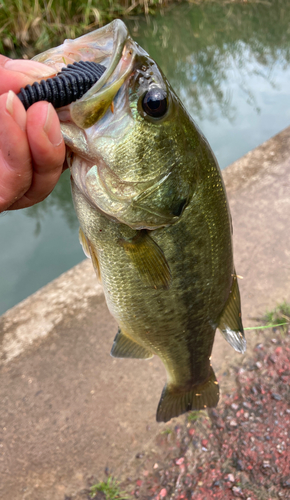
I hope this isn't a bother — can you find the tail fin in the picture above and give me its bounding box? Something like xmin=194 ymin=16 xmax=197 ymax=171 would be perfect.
xmin=156 ymin=367 xmax=219 ymax=423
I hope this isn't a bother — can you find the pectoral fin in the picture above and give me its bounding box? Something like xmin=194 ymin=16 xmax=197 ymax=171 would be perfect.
xmin=111 ymin=328 xmax=153 ymax=359
xmin=119 ymin=230 xmax=171 ymax=290
xmin=218 ymin=273 xmax=246 ymax=353
xmin=79 ymin=228 xmax=101 ymax=280
xmin=79 ymin=227 xmax=90 ymax=258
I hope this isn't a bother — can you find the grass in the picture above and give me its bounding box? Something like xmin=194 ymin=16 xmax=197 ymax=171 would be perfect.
xmin=187 ymin=409 xmax=207 ymax=422
xmin=0 ymin=0 xmax=270 ymax=56
xmin=243 ymin=302 xmax=290 ymax=333
xmin=264 ymin=301 xmax=290 ymax=334
xmin=90 ymin=476 xmax=129 ymax=500
xmin=161 ymin=427 xmax=173 ymax=435
xmin=0 ymin=0 xmax=175 ymax=56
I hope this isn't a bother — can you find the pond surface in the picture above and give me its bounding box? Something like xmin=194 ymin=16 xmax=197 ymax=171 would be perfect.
xmin=1 ymin=0 xmax=290 ymax=315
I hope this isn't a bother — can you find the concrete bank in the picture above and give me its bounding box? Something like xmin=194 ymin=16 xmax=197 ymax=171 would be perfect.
xmin=0 ymin=127 xmax=290 ymax=499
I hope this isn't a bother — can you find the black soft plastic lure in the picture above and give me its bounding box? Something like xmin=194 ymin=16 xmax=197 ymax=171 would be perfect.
xmin=17 ymin=61 xmax=106 ymax=110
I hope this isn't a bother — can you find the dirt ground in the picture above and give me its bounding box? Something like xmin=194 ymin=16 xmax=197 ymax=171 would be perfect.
xmin=71 ymin=322 xmax=290 ymax=500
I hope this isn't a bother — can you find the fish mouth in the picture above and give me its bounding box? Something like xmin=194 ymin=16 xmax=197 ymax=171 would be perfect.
xmin=70 ymin=21 xmax=136 ymax=129
xmin=33 ymin=19 xmax=135 ymax=129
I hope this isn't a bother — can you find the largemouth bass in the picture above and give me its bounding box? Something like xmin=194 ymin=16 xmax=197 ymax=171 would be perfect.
xmin=32 ymin=20 xmax=245 ymax=422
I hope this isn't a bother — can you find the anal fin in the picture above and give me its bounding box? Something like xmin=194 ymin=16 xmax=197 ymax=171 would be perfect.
xmin=218 ymin=272 xmax=246 ymax=353
xmin=111 ymin=328 xmax=154 ymax=359
xmin=119 ymin=229 xmax=171 ymax=290
xmin=156 ymin=366 xmax=219 ymax=423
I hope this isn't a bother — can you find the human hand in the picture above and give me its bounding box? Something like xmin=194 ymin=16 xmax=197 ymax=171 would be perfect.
xmin=0 ymin=55 xmax=66 ymax=212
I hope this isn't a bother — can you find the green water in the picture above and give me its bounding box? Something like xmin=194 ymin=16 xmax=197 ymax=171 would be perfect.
xmin=1 ymin=0 xmax=290 ymax=315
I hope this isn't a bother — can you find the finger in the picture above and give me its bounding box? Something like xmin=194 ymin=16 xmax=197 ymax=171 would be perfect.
xmin=0 ymin=58 xmax=56 ymax=94
xmin=8 ymin=101 xmax=65 ymax=210
xmin=0 ymin=55 xmax=10 ymax=65
xmin=0 ymin=92 xmax=32 ymax=212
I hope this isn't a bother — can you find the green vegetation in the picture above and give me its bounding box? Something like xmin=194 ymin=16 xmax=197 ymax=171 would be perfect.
xmin=243 ymin=302 xmax=290 ymax=333
xmin=0 ymin=0 xmax=175 ymax=56
xmin=161 ymin=427 xmax=173 ymax=435
xmin=0 ymin=0 xmax=276 ymax=57
xmin=90 ymin=476 xmax=129 ymax=500
xmin=187 ymin=410 xmax=207 ymax=422
xmin=264 ymin=302 xmax=290 ymax=334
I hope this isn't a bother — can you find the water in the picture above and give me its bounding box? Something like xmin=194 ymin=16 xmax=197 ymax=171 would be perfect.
xmin=1 ymin=0 xmax=290 ymax=315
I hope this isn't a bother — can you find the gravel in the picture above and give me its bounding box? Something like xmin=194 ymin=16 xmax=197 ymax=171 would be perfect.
xmin=124 ymin=327 xmax=290 ymax=500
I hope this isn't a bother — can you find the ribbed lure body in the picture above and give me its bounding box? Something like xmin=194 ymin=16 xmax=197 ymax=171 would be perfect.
xmin=17 ymin=61 xmax=106 ymax=110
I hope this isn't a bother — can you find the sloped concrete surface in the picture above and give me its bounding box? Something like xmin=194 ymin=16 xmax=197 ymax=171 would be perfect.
xmin=0 ymin=126 xmax=290 ymax=499
xmin=223 ymin=125 xmax=290 ymax=319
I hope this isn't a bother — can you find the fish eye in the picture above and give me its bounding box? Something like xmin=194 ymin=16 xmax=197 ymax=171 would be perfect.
xmin=142 ymin=88 xmax=168 ymax=118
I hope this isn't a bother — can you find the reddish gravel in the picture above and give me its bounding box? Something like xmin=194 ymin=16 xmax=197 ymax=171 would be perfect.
xmin=124 ymin=327 xmax=290 ymax=500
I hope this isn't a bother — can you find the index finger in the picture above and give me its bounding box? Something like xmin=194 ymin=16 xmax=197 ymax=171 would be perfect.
xmin=0 ymin=56 xmax=56 ymax=94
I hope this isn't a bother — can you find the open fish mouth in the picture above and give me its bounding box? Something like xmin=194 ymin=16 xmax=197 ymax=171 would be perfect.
xmin=32 ymin=19 xmax=136 ymax=129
